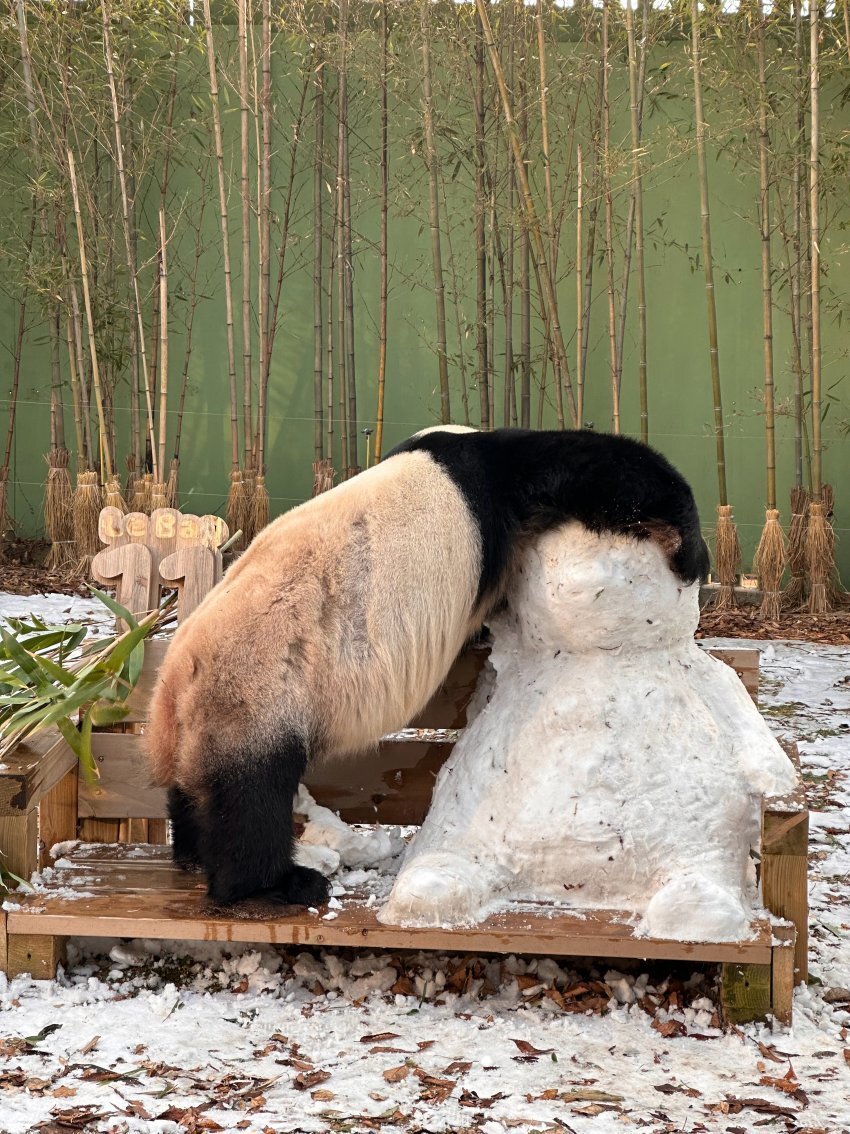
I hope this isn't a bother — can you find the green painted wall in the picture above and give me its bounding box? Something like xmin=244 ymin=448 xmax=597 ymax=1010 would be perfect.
xmin=3 ymin=29 xmax=849 ymax=575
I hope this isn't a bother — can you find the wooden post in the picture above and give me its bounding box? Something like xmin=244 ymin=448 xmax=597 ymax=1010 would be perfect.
xmin=0 ymin=809 xmax=38 ymax=881
xmin=720 ymin=961 xmax=772 ymax=1025
xmin=762 ymin=742 xmax=809 ymax=985
xmin=6 ymin=933 xmax=67 ymax=979
xmin=771 ymin=924 xmax=796 ymax=1026
xmin=38 ymin=767 xmax=79 ymax=870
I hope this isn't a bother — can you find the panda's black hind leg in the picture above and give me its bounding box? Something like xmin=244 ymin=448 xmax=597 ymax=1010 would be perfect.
xmin=197 ymin=733 xmax=331 ymax=908
xmin=168 ymin=785 xmax=203 ymax=871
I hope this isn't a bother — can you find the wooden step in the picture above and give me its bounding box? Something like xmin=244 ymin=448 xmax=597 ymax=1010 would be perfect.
xmin=8 ymin=843 xmax=776 ymax=965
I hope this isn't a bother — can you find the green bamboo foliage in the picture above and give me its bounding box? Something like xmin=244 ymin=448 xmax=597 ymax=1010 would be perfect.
xmin=1 ymin=0 xmax=850 ymax=592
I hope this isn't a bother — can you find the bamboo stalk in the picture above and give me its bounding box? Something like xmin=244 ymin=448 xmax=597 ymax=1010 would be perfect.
xmin=756 ymin=2 xmax=776 ymax=514
xmin=100 ymin=0 xmax=156 ymax=481
xmin=238 ymin=0 xmax=252 ymax=468
xmin=201 ymin=0 xmax=239 ymax=483
xmin=576 ymin=144 xmax=584 ymax=427
xmin=0 ymin=214 xmax=35 ymax=549
xmin=326 ymin=156 xmax=337 ymax=472
xmin=314 ymin=55 xmax=325 ymax=465
xmin=809 ymin=0 xmax=822 ymax=505
xmin=475 ymin=0 xmax=576 ymax=426
xmin=625 ymin=0 xmax=649 ymax=443
xmin=156 ymin=209 xmax=168 ymax=487
xmin=67 ymin=279 xmax=94 ymax=468
xmin=581 ymin=55 xmax=605 ymax=402
xmin=374 ymin=2 xmax=390 ymax=459
xmin=753 ymin=0 xmax=785 ymax=619
xmin=691 ymin=0 xmax=738 ymax=607
xmin=474 ymin=10 xmax=489 ymax=430
xmin=63 ymin=297 xmax=87 ymax=467
xmin=263 ymin=60 xmax=311 ymax=456
xmin=503 ymin=0 xmax=515 ymax=429
xmin=518 ymin=30 xmax=531 ymax=432
xmin=173 ymin=164 xmax=209 ymax=477
xmin=421 ymin=0 xmax=451 ymax=425
xmin=258 ymin=0 xmax=271 ymax=474
xmin=806 ymin=0 xmax=836 ymax=613
xmin=67 ymin=148 xmax=112 ymax=482
xmin=15 ymin=0 xmax=67 ymax=458
xmin=792 ymin=0 xmax=805 ymax=489
xmin=602 ymin=0 xmax=619 ymax=434
xmin=341 ymin=28 xmax=358 ymax=474
xmin=335 ymin=40 xmax=349 ymax=475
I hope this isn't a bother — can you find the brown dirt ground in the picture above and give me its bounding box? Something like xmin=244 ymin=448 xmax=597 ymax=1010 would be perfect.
xmin=4 ymin=538 xmax=850 ymax=644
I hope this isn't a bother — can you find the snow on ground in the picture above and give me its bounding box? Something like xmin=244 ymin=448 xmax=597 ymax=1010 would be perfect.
xmin=1 ymin=592 xmax=849 ymax=1133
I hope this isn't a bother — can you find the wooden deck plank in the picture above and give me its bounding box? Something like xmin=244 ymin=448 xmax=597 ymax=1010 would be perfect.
xmin=10 ymin=844 xmax=774 ymax=964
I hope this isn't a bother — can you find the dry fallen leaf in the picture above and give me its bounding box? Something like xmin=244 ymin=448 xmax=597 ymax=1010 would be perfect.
xmin=361 ymin=1032 xmax=402 ymax=1044
xmin=561 ymin=1088 xmax=624 ymax=1104
xmin=383 ymin=1065 xmax=410 ymax=1083
xmin=458 ymin=1089 xmax=507 ymax=1109
xmin=757 ymin=1041 xmax=787 ymax=1064
xmin=510 ymin=1038 xmax=555 ymax=1057
xmin=294 ymin=1069 xmax=331 ymax=1091
xmin=652 ymin=1018 xmax=686 ymax=1038
xmin=311 ymin=1089 xmax=335 ymax=1102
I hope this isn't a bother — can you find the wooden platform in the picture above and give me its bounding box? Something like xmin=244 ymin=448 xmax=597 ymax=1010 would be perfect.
xmin=1 ymin=842 xmax=795 ymax=1024
xmin=0 ymin=642 xmax=805 ymax=1024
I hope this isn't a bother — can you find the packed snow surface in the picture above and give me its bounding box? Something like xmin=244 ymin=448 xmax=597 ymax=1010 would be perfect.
xmin=383 ymin=525 xmax=796 ymax=938
xmin=1 ymin=590 xmax=849 ymax=1133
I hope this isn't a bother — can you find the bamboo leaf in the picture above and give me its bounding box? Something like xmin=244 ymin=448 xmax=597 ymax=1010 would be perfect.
xmin=86 ymin=586 xmax=139 ymax=631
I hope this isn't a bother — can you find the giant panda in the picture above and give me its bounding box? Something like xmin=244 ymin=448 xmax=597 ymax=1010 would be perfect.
xmin=145 ymin=427 xmax=709 ymax=908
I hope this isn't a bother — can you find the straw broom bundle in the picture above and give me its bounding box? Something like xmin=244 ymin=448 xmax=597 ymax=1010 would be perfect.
xmin=783 ymin=485 xmax=809 ymax=609
xmin=252 ymin=473 xmax=269 ymax=536
xmin=73 ymin=470 xmax=101 ymax=575
xmin=150 ymin=481 xmax=168 ymax=512
xmin=806 ymin=497 xmax=833 ymax=614
xmin=754 ymin=508 xmax=785 ymax=621
xmin=312 ymin=459 xmax=335 ymax=497
xmin=226 ymin=468 xmax=249 ymax=549
xmin=103 ymin=474 xmax=126 ymax=513
xmin=821 ymin=484 xmax=847 ymax=606
xmin=166 ymin=457 xmax=179 ymax=509
xmin=714 ymin=504 xmax=741 ymax=611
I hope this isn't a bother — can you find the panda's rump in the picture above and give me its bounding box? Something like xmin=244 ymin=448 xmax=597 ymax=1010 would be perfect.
xmin=146 ymin=449 xmax=483 ymax=782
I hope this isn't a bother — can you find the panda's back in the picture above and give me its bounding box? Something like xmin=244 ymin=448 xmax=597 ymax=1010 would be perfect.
xmin=159 ymin=449 xmax=483 ymax=761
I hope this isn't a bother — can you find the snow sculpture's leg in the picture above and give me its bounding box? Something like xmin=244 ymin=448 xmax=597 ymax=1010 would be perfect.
xmin=642 ymin=872 xmax=750 ymax=942
xmin=380 ymin=851 xmax=513 ymax=927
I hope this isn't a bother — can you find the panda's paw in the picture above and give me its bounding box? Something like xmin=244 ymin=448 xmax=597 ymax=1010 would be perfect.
xmin=276 ymin=863 xmax=332 ymax=908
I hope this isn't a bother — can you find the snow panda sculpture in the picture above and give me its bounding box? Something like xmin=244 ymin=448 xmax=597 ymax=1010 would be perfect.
xmin=381 ymin=522 xmax=797 ymax=941
xmin=145 ymin=427 xmax=710 ymax=908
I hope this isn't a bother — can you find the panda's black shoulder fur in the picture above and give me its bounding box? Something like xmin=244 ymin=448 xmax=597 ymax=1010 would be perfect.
xmin=386 ymin=428 xmax=709 ymax=603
